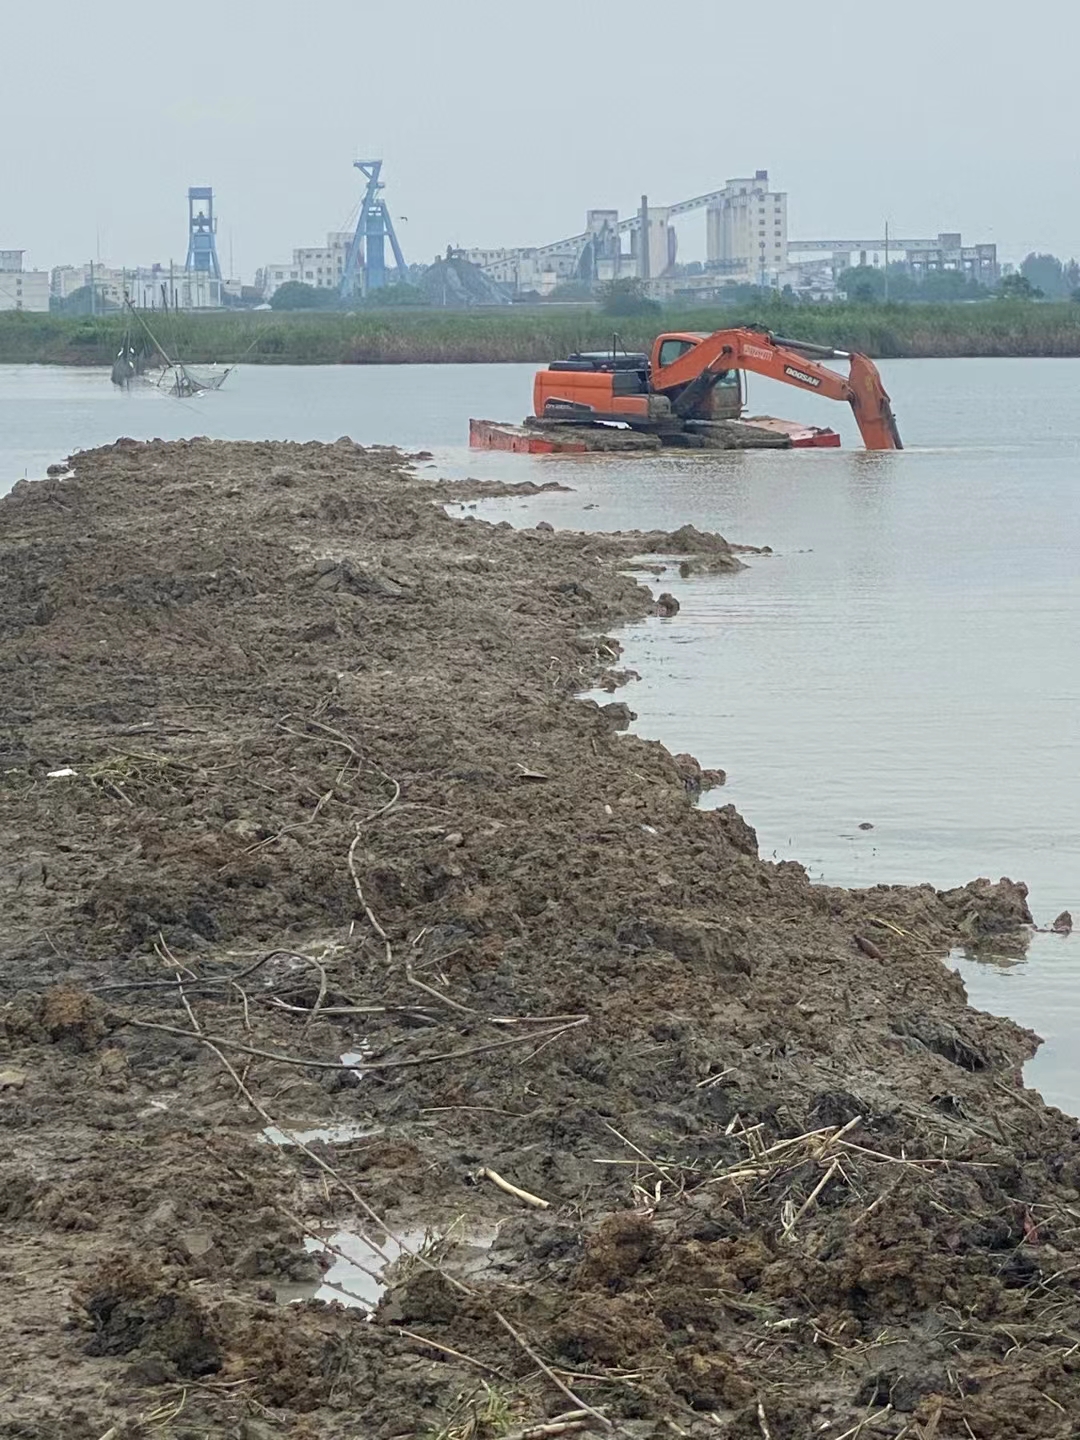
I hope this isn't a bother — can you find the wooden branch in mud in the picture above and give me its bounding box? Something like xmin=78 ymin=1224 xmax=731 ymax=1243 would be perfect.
xmin=601 ymin=1120 xmax=677 ymax=1185
xmin=391 ymin=1327 xmax=507 ymax=1379
xmin=347 ymin=814 xmax=474 ymax=1020
xmin=122 ymin=1015 xmax=588 ymax=1070
xmin=88 ymin=949 xmax=282 ymax=993
xmin=346 ymin=829 xmax=394 ymax=964
xmin=492 ymin=1311 xmax=612 ymax=1432
xmin=350 ymin=815 xmax=582 ymax=1031
xmin=829 ymin=1407 xmax=894 ymax=1440
xmin=230 ymin=980 xmax=252 ymax=1031
xmin=267 ymin=997 xmax=438 ymax=1020
xmin=300 ymin=950 xmax=330 ymax=1034
xmin=479 ymin=1167 xmax=551 ymax=1209
xmin=502 ymin=1415 xmax=592 ymax=1440
xmin=780 ymin=1157 xmax=843 ymax=1238
xmin=404 ymin=967 xmax=478 ymax=1016
xmin=277 ymin=1203 xmax=385 ymax=1304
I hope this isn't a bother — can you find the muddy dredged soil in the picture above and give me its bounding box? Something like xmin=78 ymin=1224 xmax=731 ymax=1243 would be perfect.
xmin=1 ymin=439 xmax=1078 ymax=1440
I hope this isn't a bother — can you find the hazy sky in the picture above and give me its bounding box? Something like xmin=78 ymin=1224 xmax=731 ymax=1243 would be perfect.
xmin=5 ymin=0 xmax=1077 ymax=279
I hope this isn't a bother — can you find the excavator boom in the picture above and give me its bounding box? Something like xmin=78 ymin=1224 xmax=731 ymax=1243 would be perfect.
xmin=652 ymin=328 xmax=902 ymax=450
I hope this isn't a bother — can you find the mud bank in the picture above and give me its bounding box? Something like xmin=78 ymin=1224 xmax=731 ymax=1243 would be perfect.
xmin=1 ymin=439 xmax=1078 ymax=1440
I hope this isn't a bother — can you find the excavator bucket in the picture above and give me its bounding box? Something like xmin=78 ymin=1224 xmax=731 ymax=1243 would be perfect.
xmin=847 ymin=354 xmax=903 ymax=450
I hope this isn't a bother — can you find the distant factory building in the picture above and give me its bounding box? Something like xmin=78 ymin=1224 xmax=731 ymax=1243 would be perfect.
xmin=630 ymin=202 xmax=677 ymax=281
xmin=905 ymin=235 xmax=999 ymax=285
xmin=261 ymin=232 xmax=354 ymax=297
xmin=705 ymin=172 xmax=788 ymax=283
xmin=51 ymin=262 xmax=227 ymax=310
xmin=52 ymin=264 xmax=127 ymax=306
xmin=460 ymin=170 xmax=998 ymax=302
xmin=582 ymin=210 xmax=621 ymax=281
xmin=127 ymin=266 xmax=225 ymax=310
xmin=466 ymin=208 xmax=655 ymax=296
xmin=466 ymin=173 xmax=788 ymax=299
xmin=0 ymin=251 xmax=50 ymax=312
xmin=788 ymin=233 xmax=999 ymax=287
xmin=460 ymin=247 xmax=563 ymax=296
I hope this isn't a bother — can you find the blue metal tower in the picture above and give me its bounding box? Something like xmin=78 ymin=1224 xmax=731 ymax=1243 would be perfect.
xmin=186 ymin=187 xmax=222 ymax=280
xmin=340 ymin=160 xmax=407 ymax=299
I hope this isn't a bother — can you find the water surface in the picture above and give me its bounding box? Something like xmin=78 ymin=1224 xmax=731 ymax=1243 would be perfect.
xmin=0 ymin=361 xmax=533 ymax=492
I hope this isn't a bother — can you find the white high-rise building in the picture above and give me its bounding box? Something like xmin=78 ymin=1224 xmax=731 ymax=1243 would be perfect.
xmin=0 ymin=251 xmax=51 ymax=312
xmin=706 ymin=171 xmax=788 ymax=284
xmin=262 ymin=232 xmax=354 ymax=297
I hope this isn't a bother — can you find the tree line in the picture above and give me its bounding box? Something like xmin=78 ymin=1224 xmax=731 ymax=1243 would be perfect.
xmin=837 ymin=252 xmax=1080 ymax=304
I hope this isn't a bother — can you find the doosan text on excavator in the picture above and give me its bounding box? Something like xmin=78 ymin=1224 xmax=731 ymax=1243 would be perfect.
xmin=470 ymin=326 xmax=902 ymax=454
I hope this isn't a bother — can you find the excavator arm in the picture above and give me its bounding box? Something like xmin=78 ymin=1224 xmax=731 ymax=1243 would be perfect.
xmin=653 ymin=328 xmax=902 ymax=450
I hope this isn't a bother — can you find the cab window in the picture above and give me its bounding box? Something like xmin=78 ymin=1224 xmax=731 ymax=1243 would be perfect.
xmin=658 ymin=338 xmax=695 ymax=369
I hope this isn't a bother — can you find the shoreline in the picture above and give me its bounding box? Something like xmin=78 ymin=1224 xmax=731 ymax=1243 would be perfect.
xmin=1 ymin=439 xmax=1076 ymax=1437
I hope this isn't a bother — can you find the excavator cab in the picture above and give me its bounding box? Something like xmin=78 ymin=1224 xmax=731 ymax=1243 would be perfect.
xmin=654 ymin=334 xmax=742 ymax=420
xmin=656 ymin=336 xmax=696 ymax=368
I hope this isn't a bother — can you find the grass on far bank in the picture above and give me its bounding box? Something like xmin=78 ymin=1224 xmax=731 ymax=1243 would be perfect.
xmin=5 ymin=299 xmax=1080 ymax=367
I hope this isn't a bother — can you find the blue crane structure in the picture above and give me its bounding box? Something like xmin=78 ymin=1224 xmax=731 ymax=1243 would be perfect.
xmin=185 ymin=187 xmax=222 ymax=281
xmin=340 ymin=160 xmax=407 ymax=299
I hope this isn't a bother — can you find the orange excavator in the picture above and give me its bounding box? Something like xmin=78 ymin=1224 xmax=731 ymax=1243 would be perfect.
xmin=530 ymin=327 xmax=902 ymax=450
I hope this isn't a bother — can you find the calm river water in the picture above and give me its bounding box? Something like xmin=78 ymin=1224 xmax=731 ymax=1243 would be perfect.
xmin=1 ymin=359 xmax=1077 ymax=1110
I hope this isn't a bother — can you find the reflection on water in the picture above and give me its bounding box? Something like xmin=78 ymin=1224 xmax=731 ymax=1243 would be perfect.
xmin=949 ymin=934 xmax=1078 ymax=1116
xmin=276 ymin=1224 xmax=498 ymax=1310
xmin=3 ymin=357 xmax=1078 ymax=1111
xmin=260 ymin=1121 xmax=375 ymax=1147
xmin=275 ymin=1228 xmax=430 ymax=1310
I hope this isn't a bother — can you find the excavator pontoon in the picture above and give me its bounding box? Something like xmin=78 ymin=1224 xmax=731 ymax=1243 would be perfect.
xmin=471 ymin=326 xmax=902 ymax=453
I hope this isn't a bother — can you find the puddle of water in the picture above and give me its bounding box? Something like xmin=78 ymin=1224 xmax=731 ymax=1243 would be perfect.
xmin=277 ymin=1224 xmax=498 ymax=1310
xmin=257 ymin=1044 xmax=377 ymax=1144
xmin=260 ymin=1121 xmax=376 ymax=1146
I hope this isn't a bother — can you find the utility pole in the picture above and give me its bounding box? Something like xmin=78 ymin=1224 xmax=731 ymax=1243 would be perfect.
xmin=884 ymin=221 xmax=890 ymax=302
xmin=89 ymin=259 xmax=96 ymax=317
